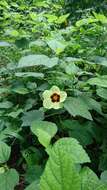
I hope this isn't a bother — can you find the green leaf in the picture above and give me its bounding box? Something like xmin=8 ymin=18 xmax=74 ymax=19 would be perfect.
xmin=88 ymin=76 xmax=107 ymax=88
xmin=0 ymin=169 xmax=19 ymax=190
xmin=47 ymin=39 xmax=66 ymax=54
xmin=64 ymin=97 xmax=92 ymax=120
xmin=18 ymin=55 xmax=58 ymax=68
xmin=25 ymin=181 xmax=40 ymax=190
xmin=81 ymin=96 xmax=102 ymax=114
xmin=0 ymin=142 xmax=11 ymax=163
xmin=0 ymin=126 xmax=22 ymax=141
xmin=40 ymin=138 xmax=82 ymax=190
xmin=7 ymin=109 xmax=23 ymax=118
xmin=0 ymin=101 xmax=13 ymax=109
xmin=0 ymin=41 xmax=11 ymax=47
xmin=65 ymin=63 xmax=80 ymax=75
xmin=48 ymin=138 xmax=90 ymax=164
xmin=97 ymin=88 xmax=107 ymax=99
xmin=21 ymin=110 xmax=44 ymax=127
xmin=76 ymin=17 xmax=96 ymax=27
xmin=22 ymin=147 xmax=41 ymax=166
xmin=31 ymin=121 xmax=57 ymax=147
xmin=62 ymin=120 xmax=94 ymax=146
xmin=80 ymin=167 xmax=100 ymax=190
xmin=29 ymin=40 xmax=46 ymax=48
xmin=99 ymin=153 xmax=107 ymax=171
xmin=12 ymin=85 xmax=29 ymax=94
xmin=15 ymin=72 xmax=44 ymax=78
xmin=56 ymin=14 xmax=70 ymax=24
xmin=40 ymin=158 xmax=81 ymax=190
xmin=93 ymin=12 xmax=107 ymax=24
xmin=25 ymin=165 xmax=42 ymax=183
xmin=96 ymin=184 xmax=107 ymax=190
xmin=0 ymin=88 xmax=10 ymax=95
xmin=101 ymin=171 xmax=107 ymax=183
xmin=92 ymin=56 xmax=107 ymax=67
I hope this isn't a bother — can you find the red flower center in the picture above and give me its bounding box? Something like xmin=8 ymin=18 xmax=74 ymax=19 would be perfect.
xmin=51 ymin=93 xmax=60 ymax=103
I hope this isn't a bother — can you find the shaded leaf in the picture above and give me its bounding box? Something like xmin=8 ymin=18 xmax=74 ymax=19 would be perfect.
xmin=25 ymin=165 xmax=42 ymax=183
xmin=21 ymin=110 xmax=44 ymax=127
xmin=0 ymin=142 xmax=11 ymax=163
xmin=25 ymin=181 xmax=40 ymax=190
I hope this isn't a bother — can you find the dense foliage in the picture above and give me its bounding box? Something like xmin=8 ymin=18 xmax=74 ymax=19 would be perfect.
xmin=0 ymin=0 xmax=107 ymax=189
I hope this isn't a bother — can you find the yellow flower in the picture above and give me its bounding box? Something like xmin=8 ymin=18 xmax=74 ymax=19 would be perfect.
xmin=43 ymin=86 xmax=67 ymax=109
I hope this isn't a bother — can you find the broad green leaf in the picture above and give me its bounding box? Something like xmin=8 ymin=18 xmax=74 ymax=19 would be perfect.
xmin=25 ymin=181 xmax=40 ymax=190
xmin=92 ymin=56 xmax=107 ymax=67
xmin=29 ymin=40 xmax=46 ymax=48
xmin=29 ymin=13 xmax=37 ymax=20
xmin=81 ymin=96 xmax=102 ymax=114
xmin=48 ymin=138 xmax=90 ymax=164
xmin=47 ymin=39 xmax=66 ymax=54
xmin=7 ymin=109 xmax=23 ymax=118
xmin=97 ymin=88 xmax=107 ymax=99
xmin=15 ymin=72 xmax=44 ymax=78
xmin=88 ymin=76 xmax=107 ymax=88
xmin=0 ymin=142 xmax=11 ymax=163
xmin=0 ymin=169 xmax=19 ymax=190
xmin=64 ymin=97 xmax=92 ymax=120
xmin=40 ymin=149 xmax=81 ymax=190
xmin=56 ymin=14 xmax=70 ymax=24
xmin=24 ymin=98 xmax=36 ymax=111
xmin=96 ymin=184 xmax=107 ymax=190
xmin=93 ymin=12 xmax=107 ymax=23
xmin=5 ymin=28 xmax=19 ymax=37
xmin=31 ymin=121 xmax=57 ymax=147
xmin=76 ymin=17 xmax=97 ymax=27
xmin=0 ymin=101 xmax=13 ymax=109
xmin=0 ymin=41 xmax=11 ymax=47
xmin=0 ymin=88 xmax=10 ymax=94
xmin=0 ymin=126 xmax=22 ymax=141
xmin=101 ymin=171 xmax=107 ymax=183
xmin=45 ymin=14 xmax=58 ymax=23
xmin=65 ymin=57 xmax=83 ymax=63
xmin=12 ymin=84 xmax=29 ymax=94
xmin=41 ymin=158 xmax=81 ymax=190
xmin=18 ymin=55 xmax=58 ymax=68
xmin=80 ymin=167 xmax=100 ymax=190
xmin=65 ymin=63 xmax=80 ymax=75
xmin=21 ymin=110 xmax=44 ymax=127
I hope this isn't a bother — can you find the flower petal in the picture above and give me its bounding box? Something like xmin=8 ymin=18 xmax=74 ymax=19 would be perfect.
xmin=60 ymin=91 xmax=67 ymax=102
xmin=50 ymin=86 xmax=60 ymax=94
xmin=52 ymin=102 xmax=62 ymax=109
xmin=42 ymin=90 xmax=52 ymax=99
xmin=43 ymin=99 xmax=53 ymax=109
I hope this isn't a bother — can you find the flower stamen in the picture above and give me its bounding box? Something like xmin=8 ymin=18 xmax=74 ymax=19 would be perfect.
xmin=51 ymin=93 xmax=60 ymax=103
